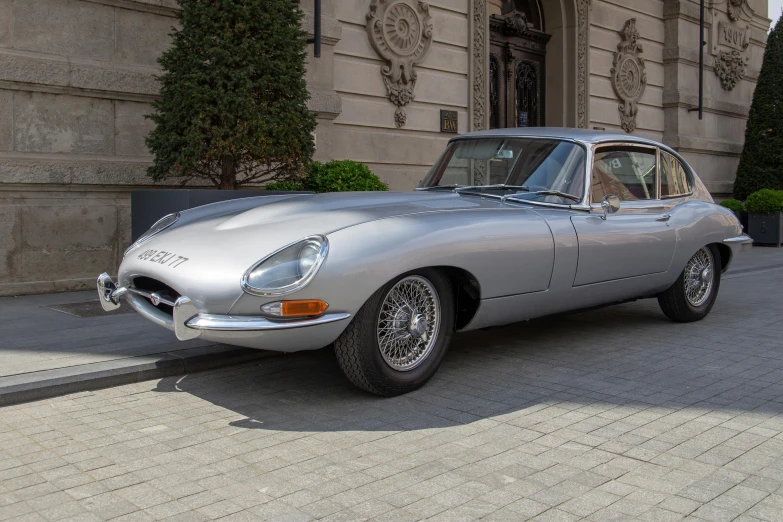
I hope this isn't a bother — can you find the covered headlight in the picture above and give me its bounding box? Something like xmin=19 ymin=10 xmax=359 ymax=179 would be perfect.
xmin=123 ymin=212 xmax=180 ymax=257
xmin=241 ymin=236 xmax=328 ymax=296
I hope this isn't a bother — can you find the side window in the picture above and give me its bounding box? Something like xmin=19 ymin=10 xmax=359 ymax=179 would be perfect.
xmin=660 ymin=151 xmax=692 ymax=198
xmin=592 ymin=147 xmax=657 ymax=202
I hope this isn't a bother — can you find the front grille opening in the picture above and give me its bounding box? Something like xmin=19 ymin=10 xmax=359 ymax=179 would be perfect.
xmin=133 ymin=277 xmax=181 ymax=316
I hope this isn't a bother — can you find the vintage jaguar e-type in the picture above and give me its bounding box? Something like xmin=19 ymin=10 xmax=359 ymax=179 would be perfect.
xmin=99 ymin=128 xmax=751 ymax=396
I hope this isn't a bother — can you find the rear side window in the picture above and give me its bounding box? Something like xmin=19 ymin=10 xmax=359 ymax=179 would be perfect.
xmin=660 ymin=151 xmax=692 ymax=198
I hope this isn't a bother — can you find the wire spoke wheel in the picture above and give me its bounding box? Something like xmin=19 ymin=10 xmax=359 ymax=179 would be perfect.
xmin=683 ymin=247 xmax=714 ymax=307
xmin=377 ymin=275 xmax=441 ymax=371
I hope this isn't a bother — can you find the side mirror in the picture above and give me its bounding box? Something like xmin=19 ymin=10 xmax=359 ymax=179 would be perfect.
xmin=601 ymin=194 xmax=621 ymax=220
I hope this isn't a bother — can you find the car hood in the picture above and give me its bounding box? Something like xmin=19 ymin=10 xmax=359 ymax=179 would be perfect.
xmin=119 ymin=192 xmax=503 ymax=305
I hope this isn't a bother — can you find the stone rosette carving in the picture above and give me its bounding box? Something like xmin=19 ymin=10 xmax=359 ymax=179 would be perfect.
xmin=611 ymin=19 xmax=647 ymax=133
xmin=715 ymin=49 xmax=746 ymax=90
xmin=366 ymin=0 xmax=434 ymax=128
xmin=728 ymin=0 xmax=746 ymax=22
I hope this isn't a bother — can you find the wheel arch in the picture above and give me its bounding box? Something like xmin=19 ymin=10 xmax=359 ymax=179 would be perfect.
xmin=434 ymin=266 xmax=481 ymax=330
xmin=712 ymin=242 xmax=732 ymax=273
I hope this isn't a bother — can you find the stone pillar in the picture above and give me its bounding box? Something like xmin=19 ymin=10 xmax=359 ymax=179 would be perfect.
xmin=662 ymin=0 xmax=770 ymax=196
xmin=302 ymin=0 xmax=343 ymax=162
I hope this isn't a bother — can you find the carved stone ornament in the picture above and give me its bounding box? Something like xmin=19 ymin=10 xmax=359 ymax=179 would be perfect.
xmin=576 ymin=0 xmax=591 ymax=129
xmin=503 ymin=12 xmax=530 ymax=36
xmin=366 ymin=0 xmax=434 ymax=128
xmin=728 ymin=0 xmax=746 ymax=22
xmin=611 ymin=19 xmax=647 ymax=133
xmin=715 ymin=49 xmax=746 ymax=90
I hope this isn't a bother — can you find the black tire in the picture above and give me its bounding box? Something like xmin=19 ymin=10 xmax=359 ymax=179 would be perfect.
xmin=658 ymin=244 xmax=721 ymax=323
xmin=333 ymin=268 xmax=455 ymax=396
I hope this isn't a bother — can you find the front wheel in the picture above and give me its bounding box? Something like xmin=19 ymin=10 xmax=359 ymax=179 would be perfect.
xmin=657 ymin=245 xmax=721 ymax=323
xmin=333 ymin=269 xmax=454 ymax=396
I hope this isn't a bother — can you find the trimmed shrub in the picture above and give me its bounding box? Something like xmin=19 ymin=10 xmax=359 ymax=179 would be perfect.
xmin=267 ymin=160 xmax=388 ymax=193
xmin=744 ymin=189 xmax=783 ymax=213
xmin=146 ymin=0 xmax=316 ymax=189
xmin=719 ymin=199 xmax=744 ymax=212
xmin=734 ymin=14 xmax=783 ymax=199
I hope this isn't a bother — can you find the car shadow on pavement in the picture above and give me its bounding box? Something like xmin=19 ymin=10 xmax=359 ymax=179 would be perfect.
xmin=151 ymin=294 xmax=783 ymax=432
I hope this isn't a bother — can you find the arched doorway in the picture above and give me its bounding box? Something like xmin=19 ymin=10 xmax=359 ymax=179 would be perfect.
xmin=488 ymin=0 xmax=551 ymax=128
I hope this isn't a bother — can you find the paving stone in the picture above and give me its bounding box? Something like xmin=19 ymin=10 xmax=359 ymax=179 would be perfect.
xmin=1 ymin=256 xmax=783 ymax=522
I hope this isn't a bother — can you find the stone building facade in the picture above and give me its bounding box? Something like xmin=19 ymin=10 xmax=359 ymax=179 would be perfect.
xmin=0 ymin=0 xmax=771 ymax=295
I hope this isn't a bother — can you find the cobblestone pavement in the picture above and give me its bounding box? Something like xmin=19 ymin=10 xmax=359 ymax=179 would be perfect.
xmin=2 ymin=264 xmax=783 ymax=521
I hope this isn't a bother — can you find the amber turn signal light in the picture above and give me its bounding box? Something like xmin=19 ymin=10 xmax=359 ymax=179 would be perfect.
xmin=261 ymin=300 xmax=329 ymax=318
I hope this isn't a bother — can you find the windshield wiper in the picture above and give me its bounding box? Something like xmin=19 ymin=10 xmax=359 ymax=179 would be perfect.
xmin=415 ymin=184 xmax=465 ymax=191
xmin=455 ymin=184 xmax=529 ymax=193
xmin=507 ymin=190 xmax=582 ymax=203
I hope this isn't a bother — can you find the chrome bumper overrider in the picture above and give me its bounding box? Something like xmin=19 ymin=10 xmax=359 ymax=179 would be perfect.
xmin=723 ymin=234 xmax=753 ymax=252
xmin=97 ymin=273 xmax=351 ymax=341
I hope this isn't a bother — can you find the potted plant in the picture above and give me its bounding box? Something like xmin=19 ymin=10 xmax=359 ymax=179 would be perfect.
xmin=719 ymin=198 xmax=748 ymax=232
xmin=267 ymin=160 xmax=389 ymax=193
xmin=745 ymin=189 xmax=783 ymax=247
xmin=133 ymin=0 xmax=316 ymax=240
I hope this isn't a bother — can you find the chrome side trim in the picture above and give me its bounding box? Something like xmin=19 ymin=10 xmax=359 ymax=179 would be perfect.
xmin=186 ymin=312 xmax=351 ymax=332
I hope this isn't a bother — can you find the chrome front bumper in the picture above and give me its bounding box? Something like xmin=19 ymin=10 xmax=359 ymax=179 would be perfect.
xmin=723 ymin=234 xmax=753 ymax=252
xmin=97 ymin=273 xmax=351 ymax=343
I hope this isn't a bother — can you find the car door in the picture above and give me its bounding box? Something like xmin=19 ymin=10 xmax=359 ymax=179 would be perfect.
xmin=570 ymin=144 xmax=677 ymax=286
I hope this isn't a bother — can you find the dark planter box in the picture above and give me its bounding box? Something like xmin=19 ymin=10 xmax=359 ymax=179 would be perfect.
xmin=747 ymin=212 xmax=783 ymax=247
xmin=131 ymin=189 xmax=306 ymax=241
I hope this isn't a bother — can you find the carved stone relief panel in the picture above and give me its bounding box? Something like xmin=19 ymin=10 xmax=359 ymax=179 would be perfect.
xmin=710 ymin=0 xmax=752 ymax=91
xmin=611 ymin=19 xmax=647 ymax=133
xmin=366 ymin=0 xmax=434 ymax=128
xmin=576 ymin=0 xmax=590 ymax=129
xmin=715 ymin=50 xmax=747 ymax=90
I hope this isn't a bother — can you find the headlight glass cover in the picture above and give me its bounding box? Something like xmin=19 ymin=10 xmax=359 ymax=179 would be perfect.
xmin=242 ymin=236 xmax=328 ymax=296
xmin=123 ymin=212 xmax=180 ymax=257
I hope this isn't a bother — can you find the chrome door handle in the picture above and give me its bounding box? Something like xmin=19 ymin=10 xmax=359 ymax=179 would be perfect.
xmin=656 ymin=214 xmax=672 ymax=222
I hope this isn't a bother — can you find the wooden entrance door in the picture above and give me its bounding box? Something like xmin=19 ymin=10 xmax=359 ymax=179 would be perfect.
xmin=488 ymin=7 xmax=551 ymax=129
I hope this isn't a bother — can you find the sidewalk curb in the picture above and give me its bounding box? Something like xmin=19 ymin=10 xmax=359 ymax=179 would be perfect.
xmin=0 ymin=345 xmax=276 ymax=407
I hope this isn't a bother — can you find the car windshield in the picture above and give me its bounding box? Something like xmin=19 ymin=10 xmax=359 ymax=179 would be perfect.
xmin=420 ymin=138 xmax=587 ymax=204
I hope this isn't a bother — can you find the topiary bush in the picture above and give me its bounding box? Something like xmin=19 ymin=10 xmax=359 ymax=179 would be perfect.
xmin=733 ymin=14 xmax=783 ymax=199
xmin=720 ymin=199 xmax=744 ymax=212
xmin=744 ymin=189 xmax=783 ymax=213
xmin=146 ymin=0 xmax=316 ymax=189
xmin=267 ymin=160 xmax=388 ymax=193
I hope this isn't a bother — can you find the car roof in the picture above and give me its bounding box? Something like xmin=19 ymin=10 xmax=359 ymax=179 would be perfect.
xmin=454 ymin=127 xmax=663 ymax=147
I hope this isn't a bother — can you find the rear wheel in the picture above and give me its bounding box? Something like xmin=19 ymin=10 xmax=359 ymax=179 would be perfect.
xmin=333 ymin=269 xmax=454 ymax=396
xmin=657 ymin=245 xmax=721 ymax=322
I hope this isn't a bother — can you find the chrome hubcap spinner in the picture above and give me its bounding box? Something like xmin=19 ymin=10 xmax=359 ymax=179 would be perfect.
xmin=377 ymin=276 xmax=440 ymax=371
xmin=684 ymin=247 xmax=714 ymax=307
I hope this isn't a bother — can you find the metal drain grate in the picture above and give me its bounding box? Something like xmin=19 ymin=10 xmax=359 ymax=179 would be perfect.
xmin=46 ymin=300 xmax=136 ymax=318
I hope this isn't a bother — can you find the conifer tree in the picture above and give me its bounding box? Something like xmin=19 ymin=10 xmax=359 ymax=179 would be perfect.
xmin=734 ymin=14 xmax=783 ymax=199
xmin=146 ymin=0 xmax=316 ymax=189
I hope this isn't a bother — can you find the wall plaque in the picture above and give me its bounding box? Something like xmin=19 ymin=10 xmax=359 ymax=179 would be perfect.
xmin=440 ymin=110 xmax=458 ymax=133
xmin=718 ymin=21 xmax=749 ymax=52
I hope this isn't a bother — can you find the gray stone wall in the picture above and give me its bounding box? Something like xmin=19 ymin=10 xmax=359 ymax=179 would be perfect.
xmin=0 ymin=0 xmax=182 ymax=296
xmin=0 ymin=0 xmax=339 ymax=296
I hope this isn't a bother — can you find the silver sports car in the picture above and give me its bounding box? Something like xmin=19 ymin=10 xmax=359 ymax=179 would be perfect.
xmin=98 ymin=128 xmax=751 ymax=396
